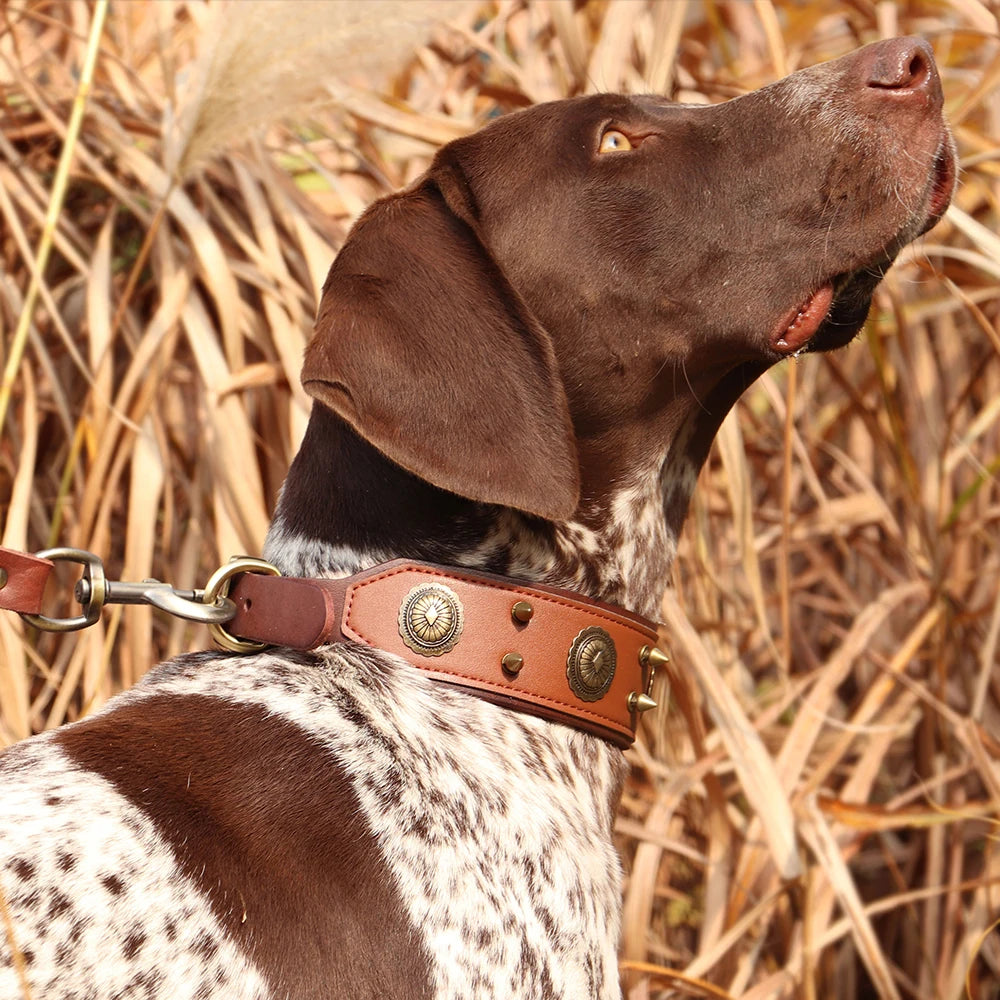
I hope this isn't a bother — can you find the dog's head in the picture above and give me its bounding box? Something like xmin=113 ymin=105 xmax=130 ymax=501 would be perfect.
xmin=301 ymin=37 xmax=954 ymax=524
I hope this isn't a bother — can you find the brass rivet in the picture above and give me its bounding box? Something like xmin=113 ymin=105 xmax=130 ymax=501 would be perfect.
xmin=0 ymin=568 xmax=6 ymax=590
xmin=511 ymin=601 xmax=533 ymax=624
xmin=501 ymin=652 xmax=524 ymax=676
xmin=639 ymin=645 xmax=669 ymax=669
xmin=627 ymin=691 xmax=658 ymax=713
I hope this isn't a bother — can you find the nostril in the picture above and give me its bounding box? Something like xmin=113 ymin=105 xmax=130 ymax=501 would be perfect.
xmin=867 ymin=39 xmax=933 ymax=92
xmin=900 ymin=48 xmax=930 ymax=88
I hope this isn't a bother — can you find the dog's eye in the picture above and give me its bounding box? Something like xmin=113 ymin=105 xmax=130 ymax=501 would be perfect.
xmin=598 ymin=129 xmax=633 ymax=153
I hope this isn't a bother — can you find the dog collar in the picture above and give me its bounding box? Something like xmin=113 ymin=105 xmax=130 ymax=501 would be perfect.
xmin=222 ymin=560 xmax=664 ymax=748
xmin=0 ymin=548 xmax=665 ymax=748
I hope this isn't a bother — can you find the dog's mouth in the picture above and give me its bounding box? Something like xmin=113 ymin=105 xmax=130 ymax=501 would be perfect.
xmin=770 ymin=283 xmax=835 ymax=355
xmin=771 ymin=274 xmax=874 ymax=357
xmin=770 ymin=132 xmax=956 ymax=359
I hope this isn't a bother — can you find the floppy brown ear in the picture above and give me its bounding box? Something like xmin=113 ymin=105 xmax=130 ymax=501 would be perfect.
xmin=301 ymin=179 xmax=580 ymax=521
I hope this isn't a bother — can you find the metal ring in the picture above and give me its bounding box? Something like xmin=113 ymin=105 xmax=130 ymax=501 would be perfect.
xmin=204 ymin=557 xmax=280 ymax=653
xmin=21 ymin=548 xmax=106 ymax=633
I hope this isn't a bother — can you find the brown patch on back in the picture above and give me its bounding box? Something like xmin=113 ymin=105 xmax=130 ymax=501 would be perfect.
xmin=54 ymin=693 xmax=433 ymax=1000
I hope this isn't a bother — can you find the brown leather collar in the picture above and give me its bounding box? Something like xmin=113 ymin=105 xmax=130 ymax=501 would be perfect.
xmin=0 ymin=548 xmax=663 ymax=748
xmin=225 ymin=561 xmax=662 ymax=747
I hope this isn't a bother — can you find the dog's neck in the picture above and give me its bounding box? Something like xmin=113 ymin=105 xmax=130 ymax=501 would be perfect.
xmin=263 ymin=406 xmax=702 ymax=621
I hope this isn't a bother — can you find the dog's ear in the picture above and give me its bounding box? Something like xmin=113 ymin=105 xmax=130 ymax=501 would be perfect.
xmin=301 ymin=179 xmax=580 ymax=521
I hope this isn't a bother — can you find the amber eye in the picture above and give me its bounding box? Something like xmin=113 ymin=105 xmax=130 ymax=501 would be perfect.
xmin=598 ymin=129 xmax=633 ymax=153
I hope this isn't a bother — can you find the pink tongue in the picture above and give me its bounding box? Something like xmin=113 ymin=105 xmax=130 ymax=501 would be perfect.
xmin=772 ymin=284 xmax=834 ymax=354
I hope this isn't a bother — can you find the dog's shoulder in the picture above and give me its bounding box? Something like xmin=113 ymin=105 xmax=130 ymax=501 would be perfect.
xmin=0 ymin=717 xmax=271 ymax=1000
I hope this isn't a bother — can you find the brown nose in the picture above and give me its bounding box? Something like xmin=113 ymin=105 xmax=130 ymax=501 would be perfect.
xmin=862 ymin=36 xmax=941 ymax=103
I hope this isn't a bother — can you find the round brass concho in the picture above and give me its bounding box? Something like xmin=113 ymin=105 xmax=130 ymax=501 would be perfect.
xmin=566 ymin=626 xmax=617 ymax=702
xmin=398 ymin=583 xmax=464 ymax=657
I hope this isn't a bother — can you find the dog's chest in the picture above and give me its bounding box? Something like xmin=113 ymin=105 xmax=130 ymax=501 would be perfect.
xmin=312 ymin=652 xmax=629 ymax=999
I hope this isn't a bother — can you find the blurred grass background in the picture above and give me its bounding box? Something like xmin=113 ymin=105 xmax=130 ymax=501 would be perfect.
xmin=1 ymin=1 xmax=998 ymax=997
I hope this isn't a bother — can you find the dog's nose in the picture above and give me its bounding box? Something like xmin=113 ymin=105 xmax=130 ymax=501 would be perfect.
xmin=863 ymin=37 xmax=941 ymax=103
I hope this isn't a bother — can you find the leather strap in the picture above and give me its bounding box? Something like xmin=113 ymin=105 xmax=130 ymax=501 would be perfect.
xmin=0 ymin=547 xmax=661 ymax=747
xmin=227 ymin=561 xmax=660 ymax=746
xmin=0 ymin=547 xmax=53 ymax=614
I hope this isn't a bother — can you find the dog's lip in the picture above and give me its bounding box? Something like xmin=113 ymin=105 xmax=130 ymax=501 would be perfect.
xmin=770 ymin=283 xmax=835 ymax=355
xmin=923 ymin=136 xmax=956 ymax=229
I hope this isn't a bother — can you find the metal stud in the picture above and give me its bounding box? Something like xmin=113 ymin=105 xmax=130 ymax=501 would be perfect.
xmin=501 ymin=652 xmax=524 ymax=676
xmin=627 ymin=691 xmax=658 ymax=713
xmin=639 ymin=645 xmax=669 ymax=670
xmin=566 ymin=626 xmax=617 ymax=701
xmin=511 ymin=600 xmax=534 ymax=624
xmin=398 ymin=583 xmax=464 ymax=657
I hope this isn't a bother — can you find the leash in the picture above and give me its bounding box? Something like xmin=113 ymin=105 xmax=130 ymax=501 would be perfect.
xmin=0 ymin=546 xmax=665 ymax=748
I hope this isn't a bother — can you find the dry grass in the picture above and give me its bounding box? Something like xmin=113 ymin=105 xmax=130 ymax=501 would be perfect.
xmin=1 ymin=1 xmax=998 ymax=997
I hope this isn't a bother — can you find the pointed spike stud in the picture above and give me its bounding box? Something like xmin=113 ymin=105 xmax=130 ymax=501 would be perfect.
xmin=501 ymin=652 xmax=524 ymax=676
xmin=511 ymin=601 xmax=534 ymax=624
xmin=627 ymin=691 xmax=658 ymax=714
xmin=639 ymin=646 xmax=669 ymax=670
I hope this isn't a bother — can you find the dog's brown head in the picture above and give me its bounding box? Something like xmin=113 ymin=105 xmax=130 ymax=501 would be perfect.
xmin=279 ymin=37 xmax=953 ymax=592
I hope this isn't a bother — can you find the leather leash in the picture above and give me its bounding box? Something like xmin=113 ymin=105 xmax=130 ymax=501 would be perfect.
xmin=0 ymin=546 xmax=666 ymax=748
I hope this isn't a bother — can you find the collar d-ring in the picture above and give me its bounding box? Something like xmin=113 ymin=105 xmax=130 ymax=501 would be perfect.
xmin=203 ymin=556 xmax=281 ymax=653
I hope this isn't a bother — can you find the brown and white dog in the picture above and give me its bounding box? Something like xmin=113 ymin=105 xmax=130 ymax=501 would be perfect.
xmin=0 ymin=38 xmax=954 ymax=1000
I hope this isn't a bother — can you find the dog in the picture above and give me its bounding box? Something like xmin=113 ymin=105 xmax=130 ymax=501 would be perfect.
xmin=0 ymin=37 xmax=954 ymax=1000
